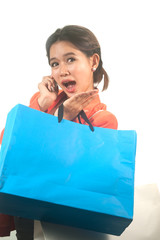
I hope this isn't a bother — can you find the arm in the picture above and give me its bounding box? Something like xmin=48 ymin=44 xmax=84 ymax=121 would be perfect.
xmin=0 ymin=129 xmax=4 ymax=145
xmin=29 ymin=92 xmax=41 ymax=110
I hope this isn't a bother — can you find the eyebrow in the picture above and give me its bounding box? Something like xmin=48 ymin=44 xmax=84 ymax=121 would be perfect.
xmin=49 ymin=52 xmax=76 ymax=64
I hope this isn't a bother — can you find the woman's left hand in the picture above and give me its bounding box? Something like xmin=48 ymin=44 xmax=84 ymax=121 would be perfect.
xmin=55 ymin=89 xmax=98 ymax=120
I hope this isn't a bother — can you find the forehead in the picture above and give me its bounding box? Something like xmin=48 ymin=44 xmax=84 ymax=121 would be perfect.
xmin=49 ymin=41 xmax=82 ymax=58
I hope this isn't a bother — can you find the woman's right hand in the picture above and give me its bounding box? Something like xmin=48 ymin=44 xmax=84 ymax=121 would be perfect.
xmin=38 ymin=76 xmax=58 ymax=112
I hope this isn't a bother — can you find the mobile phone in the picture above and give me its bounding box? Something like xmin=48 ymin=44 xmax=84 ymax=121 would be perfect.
xmin=54 ymin=80 xmax=59 ymax=93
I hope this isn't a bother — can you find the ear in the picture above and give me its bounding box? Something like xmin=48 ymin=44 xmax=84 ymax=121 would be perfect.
xmin=90 ymin=53 xmax=100 ymax=71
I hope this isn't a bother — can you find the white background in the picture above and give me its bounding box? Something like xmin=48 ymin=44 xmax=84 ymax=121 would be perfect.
xmin=0 ymin=0 xmax=160 ymax=189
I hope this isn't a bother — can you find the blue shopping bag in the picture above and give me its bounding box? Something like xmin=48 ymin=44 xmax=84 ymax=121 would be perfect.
xmin=0 ymin=104 xmax=137 ymax=236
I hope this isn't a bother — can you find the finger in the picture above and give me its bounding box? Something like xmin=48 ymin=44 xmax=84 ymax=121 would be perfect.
xmin=47 ymin=80 xmax=53 ymax=92
xmin=73 ymin=90 xmax=98 ymax=105
xmin=42 ymin=79 xmax=53 ymax=92
xmin=50 ymin=86 xmax=54 ymax=92
xmin=38 ymin=81 xmax=50 ymax=93
xmin=78 ymin=89 xmax=98 ymax=98
xmin=42 ymin=76 xmax=54 ymax=86
xmin=42 ymin=76 xmax=54 ymax=82
xmin=71 ymin=90 xmax=98 ymax=104
xmin=80 ymin=94 xmax=98 ymax=109
xmin=79 ymin=89 xmax=98 ymax=99
xmin=86 ymin=89 xmax=99 ymax=95
xmin=80 ymin=94 xmax=98 ymax=107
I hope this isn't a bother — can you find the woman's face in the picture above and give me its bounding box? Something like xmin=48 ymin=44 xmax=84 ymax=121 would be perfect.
xmin=49 ymin=41 xmax=95 ymax=98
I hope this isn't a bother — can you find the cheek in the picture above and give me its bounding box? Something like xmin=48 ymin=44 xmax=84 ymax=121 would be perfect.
xmin=70 ymin=62 xmax=91 ymax=76
xmin=77 ymin=65 xmax=92 ymax=80
xmin=51 ymin=69 xmax=59 ymax=81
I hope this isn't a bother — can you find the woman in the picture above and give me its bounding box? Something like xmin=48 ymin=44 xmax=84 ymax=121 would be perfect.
xmin=29 ymin=25 xmax=118 ymax=129
xmin=0 ymin=25 xmax=117 ymax=239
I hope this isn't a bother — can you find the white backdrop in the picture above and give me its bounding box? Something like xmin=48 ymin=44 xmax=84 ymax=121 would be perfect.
xmin=0 ymin=0 xmax=160 ymax=188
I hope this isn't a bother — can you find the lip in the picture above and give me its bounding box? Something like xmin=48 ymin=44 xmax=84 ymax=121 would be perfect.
xmin=61 ymin=79 xmax=75 ymax=84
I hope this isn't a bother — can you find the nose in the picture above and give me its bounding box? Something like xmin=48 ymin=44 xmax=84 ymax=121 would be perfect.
xmin=60 ymin=63 xmax=69 ymax=77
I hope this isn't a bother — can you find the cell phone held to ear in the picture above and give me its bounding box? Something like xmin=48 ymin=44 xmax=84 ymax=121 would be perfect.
xmin=54 ymin=80 xmax=59 ymax=93
xmin=50 ymin=80 xmax=59 ymax=93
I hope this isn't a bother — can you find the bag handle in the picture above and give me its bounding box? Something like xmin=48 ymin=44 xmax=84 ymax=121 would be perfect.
xmin=58 ymin=104 xmax=94 ymax=132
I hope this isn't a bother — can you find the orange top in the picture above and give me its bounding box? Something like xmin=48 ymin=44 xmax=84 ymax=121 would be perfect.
xmin=0 ymin=91 xmax=117 ymax=145
xmin=29 ymin=91 xmax=118 ymax=128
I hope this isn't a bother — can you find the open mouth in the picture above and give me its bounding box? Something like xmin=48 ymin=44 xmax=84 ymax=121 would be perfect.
xmin=62 ymin=80 xmax=76 ymax=93
xmin=62 ymin=81 xmax=76 ymax=88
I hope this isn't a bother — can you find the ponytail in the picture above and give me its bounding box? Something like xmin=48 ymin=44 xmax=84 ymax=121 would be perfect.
xmin=93 ymin=59 xmax=109 ymax=91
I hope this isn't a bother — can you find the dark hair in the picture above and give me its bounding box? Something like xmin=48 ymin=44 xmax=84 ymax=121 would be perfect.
xmin=46 ymin=25 xmax=109 ymax=91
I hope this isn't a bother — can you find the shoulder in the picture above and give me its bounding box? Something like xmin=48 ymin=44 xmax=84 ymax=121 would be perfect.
xmin=29 ymin=92 xmax=40 ymax=104
xmin=89 ymin=110 xmax=118 ymax=130
xmin=85 ymin=95 xmax=118 ymax=129
xmin=29 ymin=92 xmax=41 ymax=110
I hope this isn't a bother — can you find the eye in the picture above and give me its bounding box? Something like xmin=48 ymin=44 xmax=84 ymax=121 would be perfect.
xmin=50 ymin=62 xmax=59 ymax=68
xmin=67 ymin=57 xmax=75 ymax=63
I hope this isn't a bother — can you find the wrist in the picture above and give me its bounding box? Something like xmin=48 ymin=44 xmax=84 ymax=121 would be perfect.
xmin=38 ymin=95 xmax=50 ymax=112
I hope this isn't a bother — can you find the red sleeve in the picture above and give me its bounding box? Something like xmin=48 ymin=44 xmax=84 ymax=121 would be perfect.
xmin=29 ymin=92 xmax=41 ymax=111
xmin=0 ymin=214 xmax=15 ymax=237
xmin=90 ymin=110 xmax=118 ymax=130
xmin=0 ymin=129 xmax=4 ymax=145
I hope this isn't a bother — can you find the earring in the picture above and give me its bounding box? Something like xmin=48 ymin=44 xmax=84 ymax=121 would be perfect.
xmin=92 ymin=67 xmax=96 ymax=72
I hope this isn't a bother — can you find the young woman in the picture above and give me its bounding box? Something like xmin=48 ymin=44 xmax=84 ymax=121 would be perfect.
xmin=0 ymin=25 xmax=118 ymax=239
xmin=29 ymin=25 xmax=118 ymax=129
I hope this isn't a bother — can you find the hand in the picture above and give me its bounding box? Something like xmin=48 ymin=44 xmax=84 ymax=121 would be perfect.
xmin=55 ymin=89 xmax=98 ymax=121
xmin=38 ymin=76 xmax=58 ymax=111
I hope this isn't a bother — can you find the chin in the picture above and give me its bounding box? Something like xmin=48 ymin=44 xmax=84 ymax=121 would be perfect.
xmin=66 ymin=92 xmax=76 ymax=98
xmin=63 ymin=89 xmax=79 ymax=98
